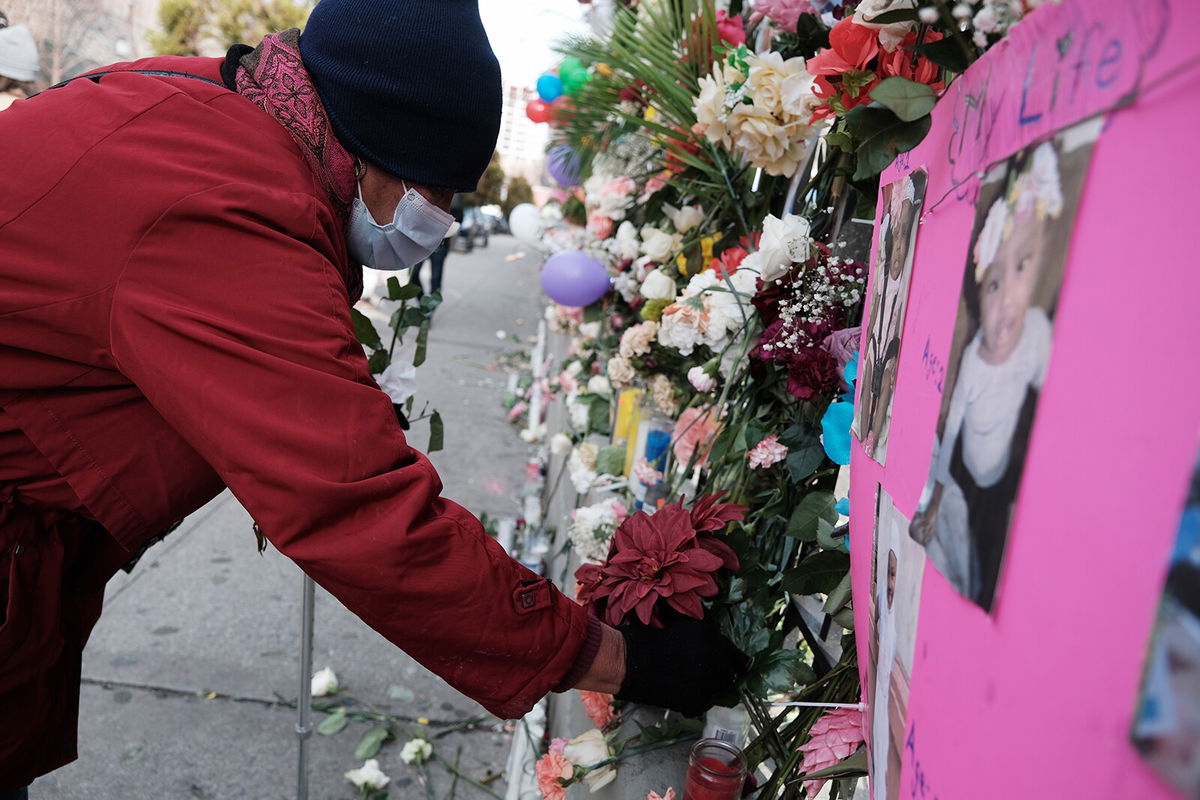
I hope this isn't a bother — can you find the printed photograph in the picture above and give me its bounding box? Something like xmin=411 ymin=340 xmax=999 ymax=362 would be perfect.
xmin=868 ymin=488 xmax=926 ymax=800
xmin=1132 ymin=435 xmax=1200 ymax=797
xmin=854 ymin=169 xmax=929 ymax=465
xmin=909 ymin=117 xmax=1102 ymax=612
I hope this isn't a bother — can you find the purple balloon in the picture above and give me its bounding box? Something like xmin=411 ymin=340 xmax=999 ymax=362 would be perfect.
xmin=540 ymin=250 xmax=611 ymax=307
xmin=547 ymin=145 xmax=582 ymax=188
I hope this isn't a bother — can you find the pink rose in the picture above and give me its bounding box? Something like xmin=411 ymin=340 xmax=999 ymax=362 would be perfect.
xmin=588 ymin=213 xmax=614 ymax=240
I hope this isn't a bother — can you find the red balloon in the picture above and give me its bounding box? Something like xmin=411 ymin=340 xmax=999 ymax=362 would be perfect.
xmin=548 ymin=96 xmax=574 ymax=126
xmin=525 ymin=99 xmax=551 ymax=123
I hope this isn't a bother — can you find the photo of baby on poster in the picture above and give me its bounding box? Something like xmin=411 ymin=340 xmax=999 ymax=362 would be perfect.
xmin=868 ymin=488 xmax=925 ymax=800
xmin=854 ymin=170 xmax=928 ymax=466
xmin=1132 ymin=434 xmax=1200 ymax=797
xmin=909 ymin=117 xmax=1102 ymax=612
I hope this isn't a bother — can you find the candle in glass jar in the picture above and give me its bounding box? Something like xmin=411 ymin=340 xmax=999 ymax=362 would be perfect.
xmin=682 ymin=739 xmax=746 ymax=800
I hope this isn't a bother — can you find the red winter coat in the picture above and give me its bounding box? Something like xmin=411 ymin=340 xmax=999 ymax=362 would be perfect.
xmin=0 ymin=55 xmax=590 ymax=786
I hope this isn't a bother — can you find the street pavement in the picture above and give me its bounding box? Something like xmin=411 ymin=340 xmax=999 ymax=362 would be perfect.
xmin=33 ymin=235 xmax=545 ymax=800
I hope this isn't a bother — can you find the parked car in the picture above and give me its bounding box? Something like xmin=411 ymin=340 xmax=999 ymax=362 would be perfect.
xmin=455 ymin=207 xmax=490 ymax=251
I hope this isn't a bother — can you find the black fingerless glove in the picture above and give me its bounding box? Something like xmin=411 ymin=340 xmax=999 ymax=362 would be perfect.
xmin=615 ymin=609 xmax=749 ymax=717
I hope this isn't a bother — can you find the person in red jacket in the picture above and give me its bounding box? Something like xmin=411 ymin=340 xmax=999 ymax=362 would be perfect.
xmin=0 ymin=0 xmax=745 ymax=793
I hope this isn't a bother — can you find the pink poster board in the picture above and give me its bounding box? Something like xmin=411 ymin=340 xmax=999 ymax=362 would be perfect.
xmin=848 ymin=1 xmax=1200 ymax=797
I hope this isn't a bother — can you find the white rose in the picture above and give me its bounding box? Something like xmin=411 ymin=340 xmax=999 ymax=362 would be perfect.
xmin=344 ymin=759 xmax=390 ymax=791
xmin=640 ymin=269 xmax=678 ymax=301
xmin=750 ymin=213 xmax=813 ymax=282
xmin=853 ymin=0 xmax=917 ymax=51
xmin=550 ymin=432 xmax=574 ymax=456
xmin=377 ymin=361 xmax=418 ymax=405
xmin=640 ymin=226 xmax=682 ymax=262
xmin=579 ymin=321 xmax=602 ymax=339
xmin=400 ymin=738 xmax=434 ymax=765
xmin=563 ymin=729 xmax=617 ymax=793
xmin=587 ymin=375 xmax=612 ymax=397
xmin=664 ymin=203 xmax=705 ymax=234
xmin=311 ymin=667 xmax=339 ymax=697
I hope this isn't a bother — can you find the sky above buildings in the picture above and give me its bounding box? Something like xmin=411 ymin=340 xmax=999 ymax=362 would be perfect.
xmin=479 ymin=0 xmax=591 ymax=91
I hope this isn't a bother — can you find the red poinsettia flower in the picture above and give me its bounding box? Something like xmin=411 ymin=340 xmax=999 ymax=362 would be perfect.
xmin=575 ymin=495 xmax=745 ymax=628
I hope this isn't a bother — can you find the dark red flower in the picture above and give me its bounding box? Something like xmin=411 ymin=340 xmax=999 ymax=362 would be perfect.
xmin=689 ymin=490 xmax=749 ymax=533
xmin=573 ymin=495 xmax=743 ymax=628
xmin=785 ymin=346 xmax=840 ymax=400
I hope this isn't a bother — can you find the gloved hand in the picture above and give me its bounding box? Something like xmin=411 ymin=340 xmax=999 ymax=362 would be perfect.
xmin=615 ymin=609 xmax=748 ymax=717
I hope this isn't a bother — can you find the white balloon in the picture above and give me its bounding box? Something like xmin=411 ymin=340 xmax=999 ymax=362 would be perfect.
xmin=509 ymin=203 xmax=542 ymax=244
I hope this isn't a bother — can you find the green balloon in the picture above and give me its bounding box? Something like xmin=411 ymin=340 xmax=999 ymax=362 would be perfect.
xmin=559 ymin=57 xmax=584 ymax=76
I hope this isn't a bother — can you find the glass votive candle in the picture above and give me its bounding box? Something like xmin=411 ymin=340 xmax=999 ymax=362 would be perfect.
xmin=682 ymin=738 xmax=747 ymax=800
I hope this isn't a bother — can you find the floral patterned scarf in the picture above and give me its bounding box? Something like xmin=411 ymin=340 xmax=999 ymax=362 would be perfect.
xmin=234 ymin=29 xmax=357 ymax=224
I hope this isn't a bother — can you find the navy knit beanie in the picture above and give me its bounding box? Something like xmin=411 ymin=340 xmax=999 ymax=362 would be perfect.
xmin=299 ymin=0 xmax=501 ymax=192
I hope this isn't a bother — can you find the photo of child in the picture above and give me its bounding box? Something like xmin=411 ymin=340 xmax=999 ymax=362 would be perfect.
xmin=1132 ymin=434 xmax=1200 ymax=797
xmin=867 ymin=488 xmax=926 ymax=800
xmin=854 ymin=170 xmax=928 ymax=466
xmin=909 ymin=117 xmax=1102 ymax=612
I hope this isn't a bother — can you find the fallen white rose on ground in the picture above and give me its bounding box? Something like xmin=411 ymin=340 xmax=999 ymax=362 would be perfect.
xmin=344 ymin=758 xmax=390 ymax=790
xmin=310 ymin=666 xmax=338 ymax=697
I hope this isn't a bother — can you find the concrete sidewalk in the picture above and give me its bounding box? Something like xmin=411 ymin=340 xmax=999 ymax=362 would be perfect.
xmin=34 ymin=236 xmax=546 ymax=800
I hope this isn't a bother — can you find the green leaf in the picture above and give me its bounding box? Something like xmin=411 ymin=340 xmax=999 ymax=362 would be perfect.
xmin=780 ymin=422 xmax=824 ymax=483
xmin=596 ymin=445 xmax=626 ymax=476
xmin=413 ymin=319 xmax=431 ymax=368
xmin=786 ymin=492 xmax=838 ymax=541
xmin=869 ymin=76 xmax=936 ymax=122
xmin=862 ymin=8 xmax=919 ymax=24
xmin=747 ymin=648 xmax=816 ymax=696
xmin=388 ymin=277 xmax=421 ymax=301
xmin=427 ymin=410 xmax=444 ymax=453
xmin=367 ymin=349 xmax=391 ymax=375
xmin=354 ymin=727 xmax=391 ymax=760
xmin=387 ymin=684 xmax=415 ymax=702
xmin=913 ymin=35 xmax=973 ymax=73
xmin=781 ymin=549 xmax=850 ymax=595
xmin=821 ymin=571 xmax=853 ymax=614
xmin=587 ymin=396 xmax=612 ymax=435
xmin=818 ymin=521 xmax=848 ymax=552
xmin=317 ymin=707 xmax=348 ymax=736
xmin=351 ymin=308 xmax=382 ymax=349
xmin=846 ymin=107 xmax=932 ymax=181
xmin=419 ymin=290 xmax=443 ymax=314
xmin=799 ymin=747 xmax=868 ymax=782
xmin=400 ymin=307 xmax=426 ymax=329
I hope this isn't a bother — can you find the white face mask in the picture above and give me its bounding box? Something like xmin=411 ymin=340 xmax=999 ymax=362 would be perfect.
xmin=347 ymin=181 xmax=455 ymax=270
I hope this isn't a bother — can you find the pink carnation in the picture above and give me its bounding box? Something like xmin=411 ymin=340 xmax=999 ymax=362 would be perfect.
xmin=588 ymin=213 xmax=615 ymax=240
xmin=535 ymin=749 xmax=574 ymax=800
xmin=672 ymin=405 xmax=721 ymax=468
xmin=748 ymin=434 xmax=788 ymax=469
xmin=632 ymin=457 xmax=663 ymax=486
xmin=647 ymin=789 xmax=677 ymax=800
xmin=687 ymin=366 xmax=717 ymax=393
xmin=639 ymin=171 xmax=670 ymax=203
xmin=508 ymin=400 xmax=528 ymax=421
xmin=579 ymin=690 xmax=617 ymax=730
xmin=797 ymin=707 xmax=866 ymax=798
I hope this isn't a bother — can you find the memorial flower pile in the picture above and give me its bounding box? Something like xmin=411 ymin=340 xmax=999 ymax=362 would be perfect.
xmin=508 ymin=1 xmax=1044 ymax=797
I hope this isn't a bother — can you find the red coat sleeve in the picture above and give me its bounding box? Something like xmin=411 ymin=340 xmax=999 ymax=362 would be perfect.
xmin=108 ymin=182 xmax=589 ymax=718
